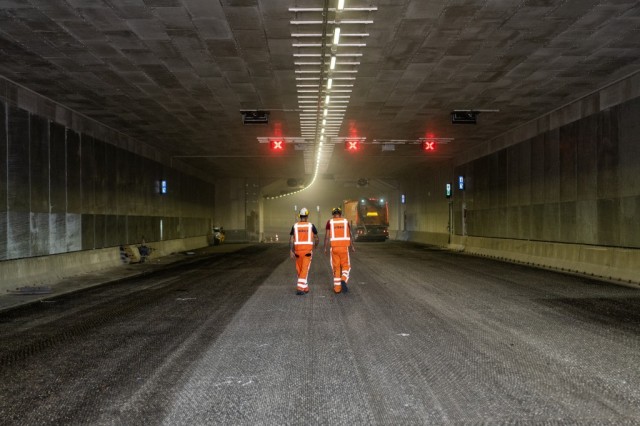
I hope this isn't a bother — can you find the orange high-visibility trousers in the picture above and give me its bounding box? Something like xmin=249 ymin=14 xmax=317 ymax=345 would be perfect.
xmin=329 ymin=246 xmax=350 ymax=290
xmin=295 ymin=251 xmax=313 ymax=292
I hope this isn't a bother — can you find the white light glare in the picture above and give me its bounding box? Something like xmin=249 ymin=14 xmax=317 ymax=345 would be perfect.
xmin=333 ymin=28 xmax=341 ymax=45
xmin=327 ymin=78 xmax=333 ymax=89
xmin=338 ymin=0 xmax=345 ymax=10
xmin=330 ymin=56 xmax=337 ymax=69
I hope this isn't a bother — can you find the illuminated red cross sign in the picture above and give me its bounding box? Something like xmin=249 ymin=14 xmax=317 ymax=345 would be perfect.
xmin=346 ymin=140 xmax=360 ymax=152
xmin=270 ymin=140 xmax=284 ymax=151
xmin=422 ymin=140 xmax=437 ymax=151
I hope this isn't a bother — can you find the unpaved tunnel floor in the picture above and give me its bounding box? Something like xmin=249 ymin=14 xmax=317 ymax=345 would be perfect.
xmin=1 ymin=242 xmax=639 ymax=425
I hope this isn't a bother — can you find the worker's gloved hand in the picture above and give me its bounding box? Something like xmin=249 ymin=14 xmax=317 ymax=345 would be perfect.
xmin=289 ymin=250 xmax=296 ymax=260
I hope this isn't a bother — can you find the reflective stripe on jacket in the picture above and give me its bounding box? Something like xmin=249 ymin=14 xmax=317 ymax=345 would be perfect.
xmin=329 ymin=218 xmax=351 ymax=247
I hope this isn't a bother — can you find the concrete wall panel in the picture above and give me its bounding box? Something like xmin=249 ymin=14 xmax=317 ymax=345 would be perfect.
xmin=617 ymin=97 xmax=640 ymax=198
xmin=597 ymin=198 xmax=620 ymax=247
xmin=30 ymin=115 xmax=49 ymax=214
xmin=575 ymin=200 xmax=597 ymax=245
xmin=31 ymin=212 xmax=50 ymax=257
xmin=81 ymin=135 xmax=96 ymax=214
xmin=7 ymin=106 xmax=29 ymax=213
xmin=530 ymin=134 xmax=545 ymax=205
xmin=518 ymin=205 xmax=531 ymax=240
xmin=49 ymin=213 xmax=66 ymax=254
xmin=559 ymin=201 xmax=577 ymax=242
xmin=559 ymin=122 xmax=577 ymax=202
xmin=7 ymin=211 xmax=29 ymax=259
xmin=506 ymin=206 xmax=519 ymax=237
xmin=507 ymin=145 xmax=519 ymax=207
xmin=0 ymin=213 xmax=6 ymax=260
xmin=517 ymin=140 xmax=531 ymax=206
xmin=496 ymin=206 xmax=508 ymax=238
xmin=50 ymin=122 xmax=66 ymax=214
xmin=577 ymin=115 xmax=598 ymax=201
xmin=530 ymin=204 xmax=544 ymax=241
xmin=597 ymin=109 xmax=619 ymax=199
xmin=620 ymin=196 xmax=640 ymax=247
xmin=543 ymin=129 xmax=560 ymax=204
xmin=473 ymin=157 xmax=489 ymax=210
xmin=67 ymin=129 xmax=82 ymax=213
xmin=95 ymin=214 xmax=106 ymax=249
xmin=494 ymin=150 xmax=508 ymax=208
xmin=95 ymin=140 xmax=107 ymax=214
xmin=66 ymin=213 xmax=82 ymax=252
xmin=82 ymin=213 xmax=95 ymax=250
xmin=0 ymin=103 xmax=6 ymax=258
xmin=542 ymin=203 xmax=560 ymax=242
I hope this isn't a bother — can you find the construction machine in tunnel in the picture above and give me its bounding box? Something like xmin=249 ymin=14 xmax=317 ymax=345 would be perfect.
xmin=343 ymin=198 xmax=389 ymax=242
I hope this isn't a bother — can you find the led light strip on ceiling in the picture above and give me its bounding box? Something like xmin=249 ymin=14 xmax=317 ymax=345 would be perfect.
xmin=263 ymin=0 xmax=377 ymax=199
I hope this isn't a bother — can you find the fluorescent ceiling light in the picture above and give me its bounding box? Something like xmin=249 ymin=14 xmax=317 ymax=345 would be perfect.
xmin=333 ymin=27 xmax=341 ymax=45
xmin=327 ymin=78 xmax=333 ymax=89
xmin=330 ymin=56 xmax=336 ymax=69
xmin=289 ymin=7 xmax=377 ymax=12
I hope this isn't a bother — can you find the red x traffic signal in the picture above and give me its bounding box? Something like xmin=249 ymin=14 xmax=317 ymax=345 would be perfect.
xmin=270 ymin=139 xmax=284 ymax=151
xmin=345 ymin=140 xmax=360 ymax=152
xmin=422 ymin=140 xmax=437 ymax=151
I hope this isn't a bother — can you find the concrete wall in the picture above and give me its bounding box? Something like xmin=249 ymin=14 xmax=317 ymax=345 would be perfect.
xmin=456 ymin=93 xmax=640 ymax=248
xmin=0 ymin=236 xmax=208 ymax=292
xmin=397 ymin=161 xmax=453 ymax=244
xmin=414 ymin=72 xmax=640 ymax=286
xmin=214 ymin=178 xmax=262 ymax=242
xmin=0 ymin=81 xmax=215 ymax=264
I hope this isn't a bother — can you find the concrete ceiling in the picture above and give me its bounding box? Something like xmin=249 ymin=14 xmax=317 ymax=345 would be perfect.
xmin=1 ymin=0 xmax=639 ymax=191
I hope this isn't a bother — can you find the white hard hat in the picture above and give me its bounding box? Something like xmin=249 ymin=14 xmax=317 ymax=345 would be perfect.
xmin=299 ymin=207 xmax=309 ymax=217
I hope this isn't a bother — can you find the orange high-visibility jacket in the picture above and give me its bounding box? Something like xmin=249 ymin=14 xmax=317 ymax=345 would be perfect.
xmin=328 ymin=218 xmax=351 ymax=247
xmin=293 ymin=222 xmax=315 ymax=254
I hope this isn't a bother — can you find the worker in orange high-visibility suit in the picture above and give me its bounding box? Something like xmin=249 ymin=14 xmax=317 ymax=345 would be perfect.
xmin=323 ymin=207 xmax=355 ymax=294
xmin=289 ymin=207 xmax=319 ymax=295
